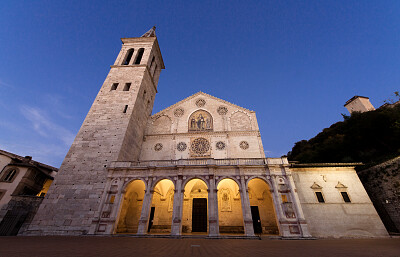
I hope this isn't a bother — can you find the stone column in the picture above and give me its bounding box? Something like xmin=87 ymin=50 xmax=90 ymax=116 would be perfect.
xmin=208 ymin=175 xmax=219 ymax=237
xmin=270 ymin=174 xmax=291 ymax=237
xmin=171 ymin=176 xmax=183 ymax=236
xmin=137 ymin=177 xmax=153 ymax=235
xmin=286 ymin=172 xmax=312 ymax=237
xmin=239 ymin=176 xmax=255 ymax=237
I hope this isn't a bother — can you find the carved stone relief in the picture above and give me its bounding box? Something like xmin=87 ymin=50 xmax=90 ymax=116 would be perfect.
xmin=177 ymin=142 xmax=187 ymax=151
xmin=239 ymin=141 xmax=249 ymax=150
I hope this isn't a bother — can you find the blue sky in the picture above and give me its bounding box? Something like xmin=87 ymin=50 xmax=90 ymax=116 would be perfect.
xmin=1 ymin=1 xmax=399 ymax=167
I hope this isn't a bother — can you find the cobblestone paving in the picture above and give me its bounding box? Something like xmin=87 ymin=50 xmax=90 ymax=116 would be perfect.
xmin=0 ymin=236 xmax=399 ymax=257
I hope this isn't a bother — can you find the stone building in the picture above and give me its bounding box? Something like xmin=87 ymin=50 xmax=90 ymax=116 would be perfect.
xmin=344 ymin=96 xmax=375 ymax=114
xmin=24 ymin=27 xmax=388 ymax=238
xmin=0 ymin=149 xmax=57 ymax=235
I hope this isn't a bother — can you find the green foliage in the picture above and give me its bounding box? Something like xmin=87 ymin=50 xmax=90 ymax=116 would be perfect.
xmin=288 ymin=104 xmax=400 ymax=166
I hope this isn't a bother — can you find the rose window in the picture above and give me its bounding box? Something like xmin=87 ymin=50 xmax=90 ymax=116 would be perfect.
xmin=217 ymin=106 xmax=228 ymax=115
xmin=239 ymin=141 xmax=249 ymax=150
xmin=154 ymin=143 xmax=163 ymax=151
xmin=174 ymin=108 xmax=184 ymax=117
xmin=191 ymin=138 xmax=210 ymax=155
xmin=177 ymin=142 xmax=187 ymax=151
xmin=195 ymin=98 xmax=206 ymax=107
xmin=216 ymin=141 xmax=226 ymax=150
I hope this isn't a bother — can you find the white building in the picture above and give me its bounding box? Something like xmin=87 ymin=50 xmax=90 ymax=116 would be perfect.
xmin=24 ymin=27 xmax=388 ymax=238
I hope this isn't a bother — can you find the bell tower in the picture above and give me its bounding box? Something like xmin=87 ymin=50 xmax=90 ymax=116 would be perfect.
xmin=24 ymin=27 xmax=164 ymax=235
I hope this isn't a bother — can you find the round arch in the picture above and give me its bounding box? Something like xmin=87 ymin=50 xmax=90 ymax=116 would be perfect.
xmin=247 ymin=177 xmax=279 ymax=235
xmin=188 ymin=109 xmax=213 ymax=132
xmin=148 ymin=179 xmax=175 ymax=234
xmin=122 ymin=178 xmax=147 ymax=192
xmin=116 ymin=179 xmax=146 ymax=234
xmin=245 ymin=175 xmax=273 ymax=189
xmin=182 ymin=176 xmax=210 ymax=189
xmin=151 ymin=176 xmax=176 ymax=190
xmin=216 ymin=176 xmax=242 ymax=189
xmin=217 ymin=178 xmax=244 ymax=234
xmin=181 ymin=178 xmax=209 ymax=234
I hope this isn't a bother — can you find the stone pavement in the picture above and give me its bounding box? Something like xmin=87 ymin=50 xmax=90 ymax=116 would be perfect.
xmin=0 ymin=236 xmax=399 ymax=257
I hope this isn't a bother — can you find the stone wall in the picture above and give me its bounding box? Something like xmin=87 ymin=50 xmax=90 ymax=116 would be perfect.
xmin=0 ymin=196 xmax=44 ymax=236
xmin=357 ymin=156 xmax=400 ymax=234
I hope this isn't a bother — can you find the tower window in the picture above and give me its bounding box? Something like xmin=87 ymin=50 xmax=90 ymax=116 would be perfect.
xmin=149 ymin=56 xmax=155 ymax=69
xmin=153 ymin=64 xmax=158 ymax=76
xmin=134 ymin=48 xmax=145 ymax=64
xmin=123 ymin=49 xmax=134 ymax=65
xmin=341 ymin=192 xmax=351 ymax=203
xmin=123 ymin=105 xmax=128 ymax=113
xmin=111 ymin=83 xmax=118 ymax=91
xmin=123 ymin=83 xmax=131 ymax=91
xmin=315 ymin=192 xmax=325 ymax=203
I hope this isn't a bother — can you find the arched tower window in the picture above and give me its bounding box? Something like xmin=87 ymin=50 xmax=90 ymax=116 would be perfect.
xmin=123 ymin=49 xmax=134 ymax=65
xmin=134 ymin=48 xmax=145 ymax=64
xmin=188 ymin=110 xmax=213 ymax=132
xmin=149 ymin=56 xmax=155 ymax=70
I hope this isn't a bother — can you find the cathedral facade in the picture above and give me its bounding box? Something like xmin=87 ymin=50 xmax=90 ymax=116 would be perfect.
xmin=24 ymin=28 xmax=387 ymax=238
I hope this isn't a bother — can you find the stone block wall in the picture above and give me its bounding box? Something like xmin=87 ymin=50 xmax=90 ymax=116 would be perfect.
xmin=357 ymin=156 xmax=400 ymax=234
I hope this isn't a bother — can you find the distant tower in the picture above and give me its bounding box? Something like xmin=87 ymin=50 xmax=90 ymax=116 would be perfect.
xmin=344 ymin=96 xmax=375 ymax=114
xmin=25 ymin=27 xmax=164 ymax=235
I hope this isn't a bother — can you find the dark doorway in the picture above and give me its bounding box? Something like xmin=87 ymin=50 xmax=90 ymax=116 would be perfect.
xmin=192 ymin=198 xmax=207 ymax=232
xmin=251 ymin=206 xmax=262 ymax=234
xmin=147 ymin=207 xmax=155 ymax=232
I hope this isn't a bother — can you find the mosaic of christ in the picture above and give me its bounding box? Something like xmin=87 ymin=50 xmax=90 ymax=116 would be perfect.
xmin=188 ymin=110 xmax=213 ymax=131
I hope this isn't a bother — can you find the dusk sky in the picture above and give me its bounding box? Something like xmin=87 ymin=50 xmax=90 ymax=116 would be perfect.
xmin=1 ymin=1 xmax=399 ymax=167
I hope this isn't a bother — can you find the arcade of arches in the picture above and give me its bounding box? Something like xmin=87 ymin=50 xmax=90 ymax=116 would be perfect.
xmin=115 ymin=177 xmax=279 ymax=236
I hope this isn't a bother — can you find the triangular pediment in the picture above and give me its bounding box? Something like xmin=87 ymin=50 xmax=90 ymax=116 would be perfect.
xmin=151 ymin=91 xmax=253 ymax=118
xmin=335 ymin=181 xmax=347 ymax=189
xmin=310 ymin=182 xmax=322 ymax=190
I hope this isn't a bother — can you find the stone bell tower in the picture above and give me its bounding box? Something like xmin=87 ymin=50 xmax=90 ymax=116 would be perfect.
xmin=25 ymin=27 xmax=164 ymax=235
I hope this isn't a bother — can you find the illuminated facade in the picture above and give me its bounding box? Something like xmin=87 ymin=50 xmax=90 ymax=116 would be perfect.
xmin=24 ymin=28 xmax=388 ymax=238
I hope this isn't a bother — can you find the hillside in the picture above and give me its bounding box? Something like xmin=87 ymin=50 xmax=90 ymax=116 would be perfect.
xmin=288 ymin=104 xmax=400 ymax=168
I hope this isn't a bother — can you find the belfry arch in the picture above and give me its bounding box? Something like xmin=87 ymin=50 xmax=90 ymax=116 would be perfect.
xmin=116 ymin=179 xmax=146 ymax=234
xmin=247 ymin=178 xmax=279 ymax=235
xmin=147 ymin=179 xmax=175 ymax=234
xmin=182 ymin=178 xmax=209 ymax=233
xmin=217 ymin=178 xmax=244 ymax=234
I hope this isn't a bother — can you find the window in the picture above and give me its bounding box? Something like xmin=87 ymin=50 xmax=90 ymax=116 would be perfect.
xmin=111 ymin=83 xmax=118 ymax=91
xmin=123 ymin=105 xmax=128 ymax=113
xmin=123 ymin=49 xmax=134 ymax=65
xmin=281 ymin=194 xmax=288 ymax=203
xmin=315 ymin=192 xmax=325 ymax=203
xmin=153 ymin=64 xmax=158 ymax=76
xmin=2 ymin=169 xmax=17 ymax=182
xmin=134 ymin=48 xmax=144 ymax=64
xmin=341 ymin=192 xmax=351 ymax=203
xmin=123 ymin=83 xmax=131 ymax=91
xmin=149 ymin=56 xmax=155 ymax=69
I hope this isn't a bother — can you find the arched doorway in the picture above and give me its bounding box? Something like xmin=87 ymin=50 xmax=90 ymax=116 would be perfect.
xmin=116 ymin=180 xmax=146 ymax=233
xmin=182 ymin=178 xmax=209 ymax=234
xmin=148 ymin=179 xmax=175 ymax=234
xmin=217 ymin=178 xmax=244 ymax=234
xmin=247 ymin=178 xmax=279 ymax=235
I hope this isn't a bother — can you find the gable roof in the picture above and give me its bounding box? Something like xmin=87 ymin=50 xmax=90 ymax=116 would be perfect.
xmin=151 ymin=91 xmax=254 ymax=118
